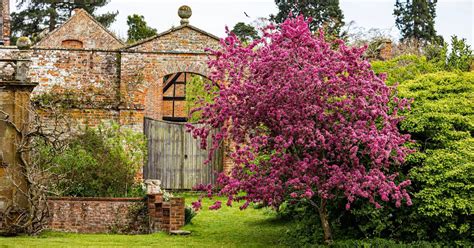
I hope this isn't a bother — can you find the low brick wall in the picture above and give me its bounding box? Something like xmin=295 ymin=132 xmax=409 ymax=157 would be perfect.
xmin=47 ymin=197 xmax=148 ymax=234
xmin=47 ymin=194 xmax=186 ymax=234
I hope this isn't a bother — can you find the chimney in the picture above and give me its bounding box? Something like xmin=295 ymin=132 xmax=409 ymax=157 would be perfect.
xmin=379 ymin=39 xmax=393 ymax=61
xmin=0 ymin=0 xmax=10 ymax=46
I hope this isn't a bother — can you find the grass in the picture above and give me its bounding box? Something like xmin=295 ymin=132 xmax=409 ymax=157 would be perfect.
xmin=0 ymin=194 xmax=463 ymax=247
xmin=0 ymin=194 xmax=293 ymax=248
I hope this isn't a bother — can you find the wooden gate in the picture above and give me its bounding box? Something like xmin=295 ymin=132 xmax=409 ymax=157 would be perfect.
xmin=144 ymin=118 xmax=223 ymax=189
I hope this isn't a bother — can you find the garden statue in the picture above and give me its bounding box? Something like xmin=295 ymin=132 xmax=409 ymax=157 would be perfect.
xmin=144 ymin=179 xmax=162 ymax=194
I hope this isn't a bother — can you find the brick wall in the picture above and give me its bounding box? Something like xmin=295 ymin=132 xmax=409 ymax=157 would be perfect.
xmin=47 ymin=197 xmax=147 ymax=234
xmin=47 ymin=194 xmax=185 ymax=234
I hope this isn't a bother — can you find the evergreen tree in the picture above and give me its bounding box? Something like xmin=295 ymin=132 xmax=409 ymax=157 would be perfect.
xmin=126 ymin=14 xmax=157 ymax=43
xmin=231 ymin=22 xmax=259 ymax=43
xmin=11 ymin=0 xmax=118 ymax=41
xmin=270 ymin=0 xmax=345 ymax=36
xmin=394 ymin=0 xmax=440 ymax=43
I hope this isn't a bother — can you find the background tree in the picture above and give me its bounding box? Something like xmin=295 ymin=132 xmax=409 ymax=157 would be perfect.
xmin=231 ymin=22 xmax=259 ymax=43
xmin=270 ymin=0 xmax=345 ymax=37
xmin=11 ymin=0 xmax=118 ymax=42
xmin=393 ymin=0 xmax=440 ymax=43
xmin=126 ymin=14 xmax=157 ymax=43
xmin=189 ymin=16 xmax=413 ymax=243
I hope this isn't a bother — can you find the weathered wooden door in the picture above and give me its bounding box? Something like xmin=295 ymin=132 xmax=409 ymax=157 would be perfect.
xmin=144 ymin=118 xmax=223 ymax=189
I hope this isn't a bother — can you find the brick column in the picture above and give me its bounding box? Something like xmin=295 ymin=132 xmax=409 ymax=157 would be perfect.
xmin=146 ymin=194 xmax=185 ymax=232
xmin=169 ymin=198 xmax=185 ymax=231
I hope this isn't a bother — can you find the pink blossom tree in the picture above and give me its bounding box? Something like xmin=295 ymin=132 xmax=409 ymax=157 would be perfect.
xmin=189 ymin=16 xmax=413 ymax=243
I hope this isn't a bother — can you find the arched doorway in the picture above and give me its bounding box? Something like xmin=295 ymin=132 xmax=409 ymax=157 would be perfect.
xmin=161 ymin=72 xmax=211 ymax=122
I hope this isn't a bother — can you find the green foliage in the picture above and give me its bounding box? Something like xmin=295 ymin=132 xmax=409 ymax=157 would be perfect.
xmin=446 ymin=36 xmax=473 ymax=72
xmin=397 ymin=72 xmax=474 ymax=239
xmin=393 ymin=0 xmax=440 ymax=43
xmin=423 ymin=36 xmax=473 ymax=72
xmin=126 ymin=14 xmax=157 ymax=43
xmin=185 ymin=75 xmax=218 ymax=122
xmin=398 ymin=72 xmax=473 ymax=148
xmin=371 ymin=55 xmax=440 ymax=85
xmin=184 ymin=206 xmax=197 ymax=225
xmin=51 ymin=122 xmax=147 ymax=197
xmin=270 ymin=0 xmax=345 ymax=36
xmin=231 ymin=22 xmax=259 ymax=43
xmin=411 ymin=139 xmax=473 ymax=237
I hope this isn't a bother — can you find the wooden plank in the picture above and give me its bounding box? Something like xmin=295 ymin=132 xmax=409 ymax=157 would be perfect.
xmin=144 ymin=119 xmax=224 ymax=190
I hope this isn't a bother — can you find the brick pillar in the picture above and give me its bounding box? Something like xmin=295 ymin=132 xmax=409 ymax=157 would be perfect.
xmin=379 ymin=40 xmax=393 ymax=61
xmin=146 ymin=194 xmax=185 ymax=232
xmin=0 ymin=0 xmax=10 ymax=46
xmin=147 ymin=193 xmax=163 ymax=232
xmin=169 ymin=198 xmax=185 ymax=231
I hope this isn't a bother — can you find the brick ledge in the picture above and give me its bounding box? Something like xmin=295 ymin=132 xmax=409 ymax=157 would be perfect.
xmin=48 ymin=196 xmax=145 ymax=202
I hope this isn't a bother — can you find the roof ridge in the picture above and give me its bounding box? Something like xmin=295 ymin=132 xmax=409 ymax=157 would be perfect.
xmin=123 ymin=24 xmax=220 ymax=50
xmin=35 ymin=8 xmax=125 ymax=47
xmin=75 ymin=9 xmax=125 ymax=46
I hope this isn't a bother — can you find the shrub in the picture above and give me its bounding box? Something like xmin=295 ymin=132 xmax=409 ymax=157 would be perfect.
xmin=446 ymin=36 xmax=473 ymax=72
xmin=371 ymin=55 xmax=440 ymax=85
xmin=397 ymin=72 xmax=474 ymax=240
xmin=51 ymin=122 xmax=147 ymax=197
xmin=335 ymin=72 xmax=474 ymax=242
xmin=184 ymin=206 xmax=197 ymax=225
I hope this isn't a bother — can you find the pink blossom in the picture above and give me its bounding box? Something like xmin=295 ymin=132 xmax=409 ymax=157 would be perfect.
xmin=209 ymin=201 xmax=222 ymax=210
xmin=189 ymin=16 xmax=413 ymax=211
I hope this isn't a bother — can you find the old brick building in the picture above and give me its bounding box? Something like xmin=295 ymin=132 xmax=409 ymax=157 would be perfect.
xmin=1 ymin=5 xmax=220 ymax=131
xmin=0 ymin=2 xmax=232 ymax=212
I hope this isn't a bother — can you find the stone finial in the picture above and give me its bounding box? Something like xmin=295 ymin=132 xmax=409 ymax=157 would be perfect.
xmin=144 ymin=179 xmax=162 ymax=194
xmin=16 ymin=37 xmax=32 ymax=50
xmin=178 ymin=5 xmax=192 ymax=25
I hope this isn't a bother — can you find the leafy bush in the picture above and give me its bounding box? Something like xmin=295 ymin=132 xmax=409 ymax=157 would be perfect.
xmin=52 ymin=122 xmax=147 ymax=197
xmin=397 ymin=72 xmax=474 ymax=240
xmin=371 ymin=55 xmax=440 ymax=85
xmin=338 ymin=72 xmax=474 ymax=242
xmin=446 ymin=36 xmax=473 ymax=72
xmin=184 ymin=206 xmax=197 ymax=225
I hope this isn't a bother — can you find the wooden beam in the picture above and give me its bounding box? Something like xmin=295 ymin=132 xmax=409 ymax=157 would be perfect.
xmin=162 ymin=116 xmax=188 ymax=122
xmin=163 ymin=72 xmax=182 ymax=93
xmin=163 ymin=96 xmax=185 ymax=101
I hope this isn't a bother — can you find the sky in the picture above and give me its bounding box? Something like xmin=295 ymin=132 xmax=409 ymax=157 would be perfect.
xmin=12 ymin=0 xmax=474 ymax=45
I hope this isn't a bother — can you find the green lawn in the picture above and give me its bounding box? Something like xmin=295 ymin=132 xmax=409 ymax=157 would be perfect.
xmin=0 ymin=194 xmax=293 ymax=248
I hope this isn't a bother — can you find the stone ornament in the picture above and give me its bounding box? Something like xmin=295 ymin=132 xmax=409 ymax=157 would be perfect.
xmin=16 ymin=37 xmax=32 ymax=50
xmin=178 ymin=5 xmax=192 ymax=25
xmin=144 ymin=179 xmax=162 ymax=194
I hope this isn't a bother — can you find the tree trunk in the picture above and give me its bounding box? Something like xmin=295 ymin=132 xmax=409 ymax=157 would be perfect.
xmin=318 ymin=198 xmax=332 ymax=244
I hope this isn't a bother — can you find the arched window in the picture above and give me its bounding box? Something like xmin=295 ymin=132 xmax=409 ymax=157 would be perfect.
xmin=61 ymin=39 xmax=84 ymax=49
xmin=162 ymin=72 xmax=189 ymax=122
xmin=161 ymin=72 xmax=214 ymax=122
